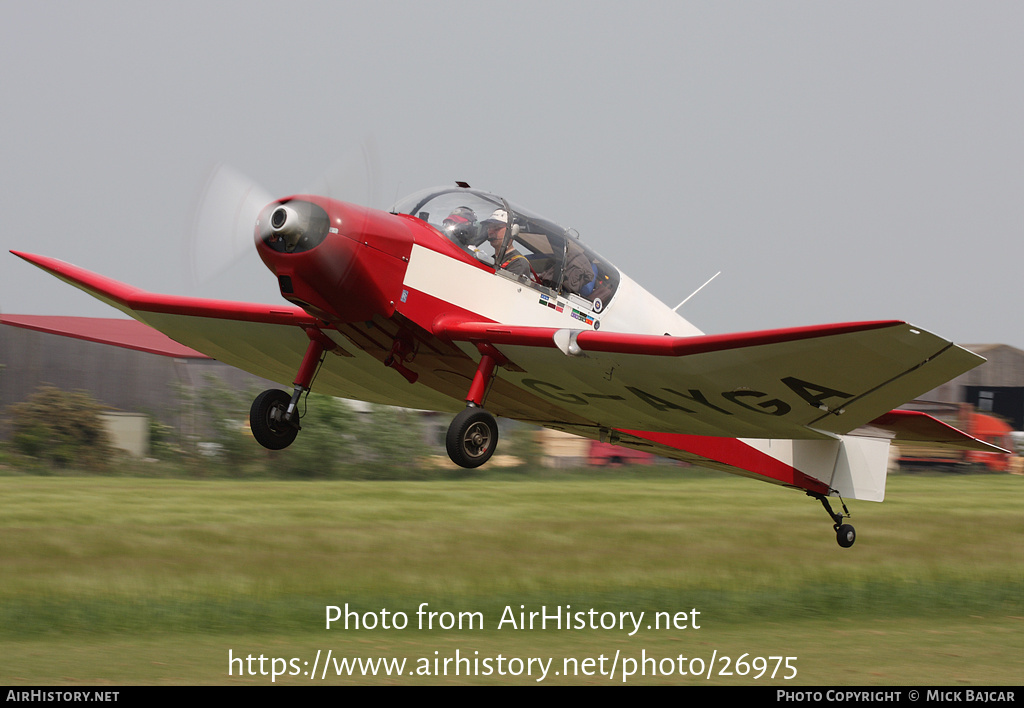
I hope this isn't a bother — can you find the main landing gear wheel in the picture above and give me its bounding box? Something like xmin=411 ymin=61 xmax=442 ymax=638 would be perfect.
xmin=446 ymin=407 xmax=498 ymax=469
xmin=250 ymin=389 xmax=299 ymax=450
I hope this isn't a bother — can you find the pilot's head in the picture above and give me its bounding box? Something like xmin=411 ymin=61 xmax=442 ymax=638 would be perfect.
xmin=483 ymin=209 xmax=509 ymax=249
xmin=442 ymin=207 xmax=481 ymax=245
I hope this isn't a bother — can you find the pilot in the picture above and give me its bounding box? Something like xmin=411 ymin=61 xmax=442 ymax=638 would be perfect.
xmin=442 ymin=207 xmax=482 ymax=247
xmin=483 ymin=209 xmax=530 ymax=277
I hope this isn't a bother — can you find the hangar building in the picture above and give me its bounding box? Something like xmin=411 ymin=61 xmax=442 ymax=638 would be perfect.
xmin=0 ymin=315 xmax=276 ymax=442
xmin=920 ymin=344 xmax=1024 ymax=431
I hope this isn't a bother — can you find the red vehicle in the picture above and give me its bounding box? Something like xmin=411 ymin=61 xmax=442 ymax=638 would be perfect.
xmin=588 ymin=441 xmax=655 ymax=467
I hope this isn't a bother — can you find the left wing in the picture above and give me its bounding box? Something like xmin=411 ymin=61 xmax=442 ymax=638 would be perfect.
xmin=431 ymin=318 xmax=986 ymax=500
xmin=434 ymin=318 xmax=984 ymax=441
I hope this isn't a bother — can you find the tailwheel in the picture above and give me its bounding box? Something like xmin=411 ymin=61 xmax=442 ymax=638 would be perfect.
xmin=250 ymin=389 xmax=300 ymax=450
xmin=446 ymin=407 xmax=498 ymax=468
xmin=836 ymin=523 xmax=856 ymax=548
xmin=808 ymin=491 xmax=856 ymax=549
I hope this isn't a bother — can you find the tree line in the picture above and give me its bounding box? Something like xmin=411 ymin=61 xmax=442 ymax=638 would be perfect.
xmin=3 ymin=381 xmax=441 ymax=478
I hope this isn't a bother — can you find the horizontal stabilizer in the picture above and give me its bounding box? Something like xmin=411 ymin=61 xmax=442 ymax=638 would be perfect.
xmin=866 ymin=410 xmax=1010 ymax=453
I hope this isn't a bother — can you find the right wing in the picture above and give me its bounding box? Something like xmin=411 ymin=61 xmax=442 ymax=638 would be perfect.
xmin=12 ymin=251 xmax=462 ymax=410
xmin=13 ymin=251 xmax=319 ymax=385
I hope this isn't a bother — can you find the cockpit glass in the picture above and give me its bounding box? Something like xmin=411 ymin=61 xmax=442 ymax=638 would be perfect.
xmin=392 ymin=188 xmax=502 ymax=251
xmin=392 ymin=187 xmax=621 ymax=309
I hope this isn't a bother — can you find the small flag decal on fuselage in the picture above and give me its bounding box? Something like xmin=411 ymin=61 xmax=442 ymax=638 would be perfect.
xmin=538 ymin=294 xmax=564 ymax=313
xmin=570 ymin=309 xmax=595 ymax=326
xmin=539 ymin=294 xmax=596 ymax=326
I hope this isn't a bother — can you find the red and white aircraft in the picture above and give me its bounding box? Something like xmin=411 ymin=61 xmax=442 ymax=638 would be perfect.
xmin=12 ymin=183 xmax=999 ymax=547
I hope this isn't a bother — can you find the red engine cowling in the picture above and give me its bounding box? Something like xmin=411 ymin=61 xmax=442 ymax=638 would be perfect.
xmin=254 ymin=195 xmax=413 ymax=323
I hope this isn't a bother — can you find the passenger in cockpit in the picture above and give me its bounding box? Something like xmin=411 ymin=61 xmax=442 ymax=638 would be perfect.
xmin=561 ymin=240 xmax=595 ymax=296
xmin=483 ymin=209 xmax=530 ymax=278
xmin=540 ymin=238 xmax=595 ymax=297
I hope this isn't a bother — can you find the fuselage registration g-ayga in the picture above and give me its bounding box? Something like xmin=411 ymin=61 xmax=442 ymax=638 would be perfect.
xmin=11 ymin=183 xmax=1000 ymax=547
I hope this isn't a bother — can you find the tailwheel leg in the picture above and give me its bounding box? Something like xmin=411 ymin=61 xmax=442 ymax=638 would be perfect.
xmin=808 ymin=492 xmax=856 ymax=548
xmin=445 ymin=350 xmax=501 ymax=468
xmin=250 ymin=330 xmax=330 ymax=451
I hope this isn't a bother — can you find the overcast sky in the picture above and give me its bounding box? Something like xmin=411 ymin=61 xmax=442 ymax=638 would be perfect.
xmin=3 ymin=1 xmax=1022 ymax=349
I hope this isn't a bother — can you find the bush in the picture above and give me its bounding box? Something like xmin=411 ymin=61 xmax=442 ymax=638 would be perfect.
xmin=355 ymin=404 xmax=428 ymax=478
xmin=274 ymin=394 xmax=359 ymax=477
xmin=174 ymin=375 xmax=265 ymax=472
xmin=6 ymin=386 xmax=114 ymax=470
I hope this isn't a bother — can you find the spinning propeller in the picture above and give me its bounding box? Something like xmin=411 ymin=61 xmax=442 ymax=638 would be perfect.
xmin=186 ymin=137 xmax=381 ymax=287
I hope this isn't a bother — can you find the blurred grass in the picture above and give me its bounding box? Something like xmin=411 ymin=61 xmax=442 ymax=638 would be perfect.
xmin=0 ymin=472 xmax=1020 ymax=683
xmin=1 ymin=473 xmax=1020 ymax=629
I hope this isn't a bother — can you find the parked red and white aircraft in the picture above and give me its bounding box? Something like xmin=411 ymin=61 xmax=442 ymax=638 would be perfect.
xmin=11 ymin=182 xmax=999 ymax=547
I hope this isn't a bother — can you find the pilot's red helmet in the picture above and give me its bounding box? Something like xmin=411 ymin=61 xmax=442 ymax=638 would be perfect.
xmin=443 ymin=206 xmax=476 ymax=225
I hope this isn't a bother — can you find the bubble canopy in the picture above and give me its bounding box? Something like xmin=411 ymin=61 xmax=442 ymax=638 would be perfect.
xmin=392 ymin=186 xmax=620 ymax=307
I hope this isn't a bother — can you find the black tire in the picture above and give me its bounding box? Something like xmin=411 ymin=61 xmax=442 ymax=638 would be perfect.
xmin=250 ymin=389 xmax=298 ymax=450
xmin=446 ymin=408 xmax=498 ymax=469
xmin=836 ymin=523 xmax=856 ymax=548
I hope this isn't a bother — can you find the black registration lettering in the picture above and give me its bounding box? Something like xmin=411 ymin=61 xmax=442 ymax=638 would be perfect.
xmin=721 ymin=390 xmax=791 ymax=416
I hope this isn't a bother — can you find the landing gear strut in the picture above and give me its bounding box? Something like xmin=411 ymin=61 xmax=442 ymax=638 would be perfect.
xmin=445 ymin=347 xmax=503 ymax=469
xmin=809 ymin=492 xmax=856 ymax=548
xmin=250 ymin=328 xmax=334 ymax=451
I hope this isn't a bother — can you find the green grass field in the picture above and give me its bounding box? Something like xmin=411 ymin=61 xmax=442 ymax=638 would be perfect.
xmin=0 ymin=472 xmax=1021 ymax=685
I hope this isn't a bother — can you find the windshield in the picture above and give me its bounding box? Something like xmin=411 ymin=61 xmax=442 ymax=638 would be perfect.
xmin=392 ymin=186 xmax=620 ymax=309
